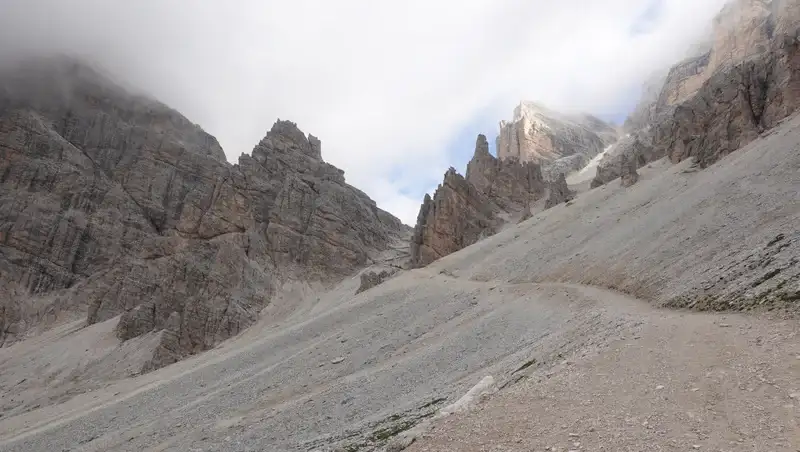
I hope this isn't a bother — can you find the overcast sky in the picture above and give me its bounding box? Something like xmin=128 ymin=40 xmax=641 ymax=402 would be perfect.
xmin=0 ymin=0 xmax=728 ymax=224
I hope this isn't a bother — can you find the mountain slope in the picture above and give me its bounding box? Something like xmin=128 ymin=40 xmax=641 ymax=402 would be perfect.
xmin=0 ymin=86 xmax=797 ymax=452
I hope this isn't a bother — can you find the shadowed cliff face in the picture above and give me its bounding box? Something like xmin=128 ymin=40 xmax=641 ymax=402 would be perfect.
xmin=593 ymin=0 xmax=800 ymax=188
xmin=0 ymin=56 xmax=409 ymax=370
xmin=410 ymin=135 xmax=572 ymax=268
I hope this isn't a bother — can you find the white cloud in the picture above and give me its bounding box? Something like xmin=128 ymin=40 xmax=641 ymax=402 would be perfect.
xmin=0 ymin=0 xmax=729 ymax=225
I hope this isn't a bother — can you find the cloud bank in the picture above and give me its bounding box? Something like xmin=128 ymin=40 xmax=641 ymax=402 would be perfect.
xmin=0 ymin=0 xmax=729 ymax=224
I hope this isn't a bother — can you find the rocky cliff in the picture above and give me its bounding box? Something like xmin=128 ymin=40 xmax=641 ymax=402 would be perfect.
xmin=410 ymin=167 xmax=501 ymax=268
xmin=465 ymin=134 xmax=546 ymax=211
xmin=593 ymin=0 xmax=800 ymax=187
xmin=410 ymin=135 xmax=567 ymax=267
xmin=0 ymin=56 xmax=409 ymax=370
xmin=496 ymin=102 xmax=618 ymax=178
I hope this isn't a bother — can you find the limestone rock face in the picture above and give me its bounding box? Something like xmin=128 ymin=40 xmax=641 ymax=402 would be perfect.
xmin=496 ymin=102 xmax=618 ymax=176
xmin=410 ymin=168 xmax=500 ymax=268
xmin=411 ymin=135 xmax=548 ymax=267
xmin=593 ymin=0 xmax=800 ymax=187
xmin=466 ymin=135 xmax=545 ymax=211
xmin=659 ymin=0 xmax=774 ymax=108
xmin=0 ymin=56 xmax=409 ymax=369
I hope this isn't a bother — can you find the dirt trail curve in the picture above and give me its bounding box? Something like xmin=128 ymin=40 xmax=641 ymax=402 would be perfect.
xmin=1 ymin=270 xmax=798 ymax=451
xmin=409 ymin=283 xmax=800 ymax=452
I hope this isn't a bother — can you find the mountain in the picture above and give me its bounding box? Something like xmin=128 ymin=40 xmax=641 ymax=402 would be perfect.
xmin=0 ymin=56 xmax=409 ymax=371
xmin=2 ymin=77 xmax=797 ymax=452
xmin=410 ymin=135 xmax=570 ymax=268
xmin=0 ymin=1 xmax=799 ymax=451
xmin=496 ymin=101 xmax=619 ymax=179
xmin=592 ymin=0 xmax=800 ymax=187
xmin=410 ymin=100 xmax=620 ymax=268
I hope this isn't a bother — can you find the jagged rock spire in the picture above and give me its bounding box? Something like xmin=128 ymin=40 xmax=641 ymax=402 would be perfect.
xmin=263 ymin=119 xmax=323 ymax=160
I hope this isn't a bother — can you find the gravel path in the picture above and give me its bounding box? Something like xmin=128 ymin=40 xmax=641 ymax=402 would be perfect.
xmin=408 ymin=293 xmax=800 ymax=451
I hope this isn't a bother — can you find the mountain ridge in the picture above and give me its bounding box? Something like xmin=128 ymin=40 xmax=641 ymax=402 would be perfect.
xmin=0 ymin=55 xmax=409 ymax=371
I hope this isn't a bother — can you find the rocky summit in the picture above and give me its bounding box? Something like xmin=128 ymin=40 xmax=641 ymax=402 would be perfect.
xmin=0 ymin=56 xmax=409 ymax=371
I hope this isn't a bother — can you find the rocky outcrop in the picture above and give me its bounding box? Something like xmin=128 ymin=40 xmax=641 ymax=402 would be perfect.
xmin=591 ymin=134 xmax=654 ymax=188
xmin=0 ymin=56 xmax=409 ymax=369
xmin=544 ymin=173 xmax=574 ymax=209
xmin=593 ymin=0 xmax=800 ymax=188
xmin=619 ymin=153 xmax=639 ymax=187
xmin=497 ymin=102 xmax=618 ymax=177
xmin=411 ymin=135 xmax=549 ymax=267
xmin=466 ymin=135 xmax=545 ymax=211
xmin=410 ymin=168 xmax=500 ymax=268
xmin=356 ymin=268 xmax=399 ymax=294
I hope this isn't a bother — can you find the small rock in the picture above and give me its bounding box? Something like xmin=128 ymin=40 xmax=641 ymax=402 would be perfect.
xmin=718 ymin=323 xmax=732 ymax=328
xmin=789 ymin=392 xmax=800 ymax=399
xmin=692 ymin=445 xmax=701 ymax=449
xmin=656 ymin=385 xmax=665 ymax=390
xmin=568 ymin=433 xmax=580 ymax=437
xmin=331 ymin=357 xmax=345 ymax=364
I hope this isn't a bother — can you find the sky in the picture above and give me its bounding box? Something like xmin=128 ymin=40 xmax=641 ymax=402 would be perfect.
xmin=0 ymin=0 xmax=730 ymax=225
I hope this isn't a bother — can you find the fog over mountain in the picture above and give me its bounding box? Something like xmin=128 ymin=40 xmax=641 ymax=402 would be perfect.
xmin=0 ymin=0 xmax=727 ymax=224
